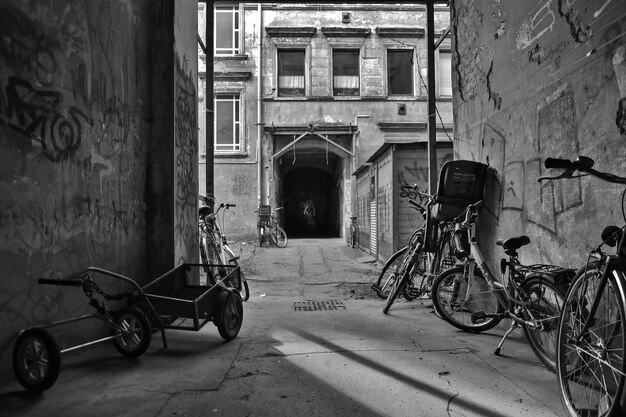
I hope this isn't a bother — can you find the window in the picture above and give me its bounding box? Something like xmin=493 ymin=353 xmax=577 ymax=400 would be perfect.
xmin=215 ymin=5 xmax=240 ymax=55
xmin=333 ymin=49 xmax=360 ymax=96
xmin=387 ymin=49 xmax=414 ymax=96
xmin=438 ymin=50 xmax=452 ymax=96
xmin=214 ymin=94 xmax=240 ymax=152
xmin=278 ymin=49 xmax=305 ymax=97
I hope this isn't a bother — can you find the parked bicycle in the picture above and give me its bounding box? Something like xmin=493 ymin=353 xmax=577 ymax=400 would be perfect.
xmin=431 ymin=200 xmax=574 ymax=372
xmin=199 ymin=196 xmax=249 ymax=301
xmin=257 ymin=206 xmax=288 ymax=248
xmin=374 ymin=184 xmax=457 ymax=313
xmin=539 ymin=156 xmax=626 ymax=417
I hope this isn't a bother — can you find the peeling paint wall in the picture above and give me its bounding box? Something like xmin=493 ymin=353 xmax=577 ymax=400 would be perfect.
xmin=452 ymin=0 xmax=626 ymax=269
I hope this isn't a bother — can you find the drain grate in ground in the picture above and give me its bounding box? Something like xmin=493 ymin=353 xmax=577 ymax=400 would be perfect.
xmin=294 ymin=300 xmax=346 ymax=311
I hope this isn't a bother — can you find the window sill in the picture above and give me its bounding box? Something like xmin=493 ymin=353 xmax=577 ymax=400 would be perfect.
xmin=214 ymin=54 xmax=249 ymax=61
xmin=215 ymin=152 xmax=249 ymax=159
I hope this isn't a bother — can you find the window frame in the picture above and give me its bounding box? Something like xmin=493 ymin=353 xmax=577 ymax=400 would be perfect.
xmin=332 ymin=48 xmax=361 ymax=97
xmin=437 ymin=47 xmax=453 ymax=98
xmin=214 ymin=4 xmax=241 ymax=56
xmin=386 ymin=48 xmax=416 ymax=97
xmin=276 ymin=48 xmax=307 ymax=97
xmin=213 ymin=92 xmax=243 ymax=154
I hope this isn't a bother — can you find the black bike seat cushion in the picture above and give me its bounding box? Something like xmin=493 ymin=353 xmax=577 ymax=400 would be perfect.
xmin=496 ymin=236 xmax=531 ymax=250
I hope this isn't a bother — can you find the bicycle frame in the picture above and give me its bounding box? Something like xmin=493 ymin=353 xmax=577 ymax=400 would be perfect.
xmin=454 ymin=205 xmax=558 ymax=331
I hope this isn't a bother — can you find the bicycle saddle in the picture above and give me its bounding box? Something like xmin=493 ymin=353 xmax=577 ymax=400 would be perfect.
xmin=496 ymin=235 xmax=530 ymax=251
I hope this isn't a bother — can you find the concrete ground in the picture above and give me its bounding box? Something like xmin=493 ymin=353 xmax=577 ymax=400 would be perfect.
xmin=0 ymin=238 xmax=565 ymax=417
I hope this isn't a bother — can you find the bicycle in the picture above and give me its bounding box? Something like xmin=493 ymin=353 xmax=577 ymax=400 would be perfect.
xmin=374 ymin=184 xmax=457 ymax=313
xmin=199 ymin=196 xmax=250 ymax=301
xmin=538 ymin=156 xmax=626 ymax=416
xmin=257 ymin=206 xmax=288 ymax=248
xmin=430 ymin=200 xmax=574 ymax=372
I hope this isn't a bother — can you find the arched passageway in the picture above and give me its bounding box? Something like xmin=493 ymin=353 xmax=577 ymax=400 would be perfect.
xmin=282 ymin=166 xmax=341 ymax=237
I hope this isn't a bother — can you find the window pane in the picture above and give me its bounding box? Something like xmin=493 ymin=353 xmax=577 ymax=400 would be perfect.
xmin=214 ymin=94 xmax=241 ymax=152
xmin=439 ymin=51 xmax=452 ymax=96
xmin=215 ymin=101 xmax=234 ymax=145
xmin=387 ymin=50 xmax=413 ymax=95
xmin=215 ymin=16 xmax=233 ymax=49
xmin=333 ymin=50 xmax=360 ymax=96
xmin=215 ymin=6 xmax=239 ymax=55
xmin=278 ymin=50 xmax=305 ymax=96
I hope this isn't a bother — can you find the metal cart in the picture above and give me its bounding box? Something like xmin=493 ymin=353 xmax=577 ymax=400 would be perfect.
xmin=12 ymin=263 xmax=243 ymax=392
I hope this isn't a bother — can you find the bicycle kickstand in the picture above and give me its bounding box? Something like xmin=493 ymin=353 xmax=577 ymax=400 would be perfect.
xmin=494 ymin=320 xmax=518 ymax=356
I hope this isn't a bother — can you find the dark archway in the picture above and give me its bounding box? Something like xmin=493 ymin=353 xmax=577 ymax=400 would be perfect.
xmin=282 ymin=167 xmax=340 ymax=237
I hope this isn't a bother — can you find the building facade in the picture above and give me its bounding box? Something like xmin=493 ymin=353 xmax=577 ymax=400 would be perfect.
xmin=199 ymin=2 xmax=453 ymax=260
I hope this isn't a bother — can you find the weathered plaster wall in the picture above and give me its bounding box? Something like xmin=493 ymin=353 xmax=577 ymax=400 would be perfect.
xmin=452 ymin=0 xmax=626 ymax=269
xmin=0 ymin=0 xmax=198 ymax=375
xmin=173 ymin=1 xmax=198 ymax=265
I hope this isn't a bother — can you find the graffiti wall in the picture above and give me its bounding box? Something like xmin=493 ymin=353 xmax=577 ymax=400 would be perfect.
xmin=452 ymin=0 xmax=626 ymax=268
xmin=0 ymin=0 xmax=153 ymax=373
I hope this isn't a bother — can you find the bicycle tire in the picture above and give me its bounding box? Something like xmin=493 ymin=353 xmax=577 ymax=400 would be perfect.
xmin=201 ymin=236 xmax=227 ymax=281
xmin=431 ymin=266 xmax=503 ymax=332
xmin=373 ymin=246 xmax=408 ymax=299
xmin=520 ymin=275 xmax=565 ymax=373
xmin=383 ymin=244 xmax=421 ymax=314
xmin=403 ymin=230 xmax=456 ymax=300
xmin=229 ymin=261 xmax=250 ymax=301
xmin=112 ymin=307 xmax=151 ymax=358
xmin=402 ymin=249 xmax=432 ymax=300
xmin=13 ymin=328 xmax=61 ymax=392
xmin=557 ymin=265 xmax=626 ymax=417
xmin=215 ymin=290 xmax=244 ymax=341
xmin=271 ymin=226 xmax=288 ymax=248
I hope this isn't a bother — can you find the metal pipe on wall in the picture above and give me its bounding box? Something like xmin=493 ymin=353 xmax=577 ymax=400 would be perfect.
xmin=426 ymin=1 xmax=438 ymax=195
xmin=257 ymin=3 xmax=264 ymax=206
xmin=205 ymin=1 xmax=215 ymax=205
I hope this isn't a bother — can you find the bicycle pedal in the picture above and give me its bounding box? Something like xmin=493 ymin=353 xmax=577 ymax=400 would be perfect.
xmin=471 ymin=311 xmax=487 ymax=324
xmin=371 ymin=284 xmax=383 ymax=297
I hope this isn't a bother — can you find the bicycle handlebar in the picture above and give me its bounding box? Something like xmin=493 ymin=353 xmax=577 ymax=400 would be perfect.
xmin=539 ymin=156 xmax=626 ymax=185
xmin=38 ymin=278 xmax=83 ymax=287
xmin=544 ymin=157 xmax=574 ymax=169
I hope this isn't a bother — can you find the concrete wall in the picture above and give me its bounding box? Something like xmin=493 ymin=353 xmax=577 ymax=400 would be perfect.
xmin=452 ymin=1 xmax=626 ymax=270
xmin=0 ymin=0 xmax=197 ymax=375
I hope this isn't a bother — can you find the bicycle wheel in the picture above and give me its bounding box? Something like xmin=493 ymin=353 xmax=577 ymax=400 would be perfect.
xmin=520 ymin=275 xmax=565 ymax=373
xmin=402 ymin=249 xmax=432 ymax=300
xmin=557 ymin=266 xmax=626 ymax=417
xmin=216 ymin=290 xmax=244 ymax=341
xmin=271 ymin=226 xmax=288 ymax=248
xmin=112 ymin=307 xmax=151 ymax=358
xmin=404 ymin=230 xmax=456 ymax=300
xmin=13 ymin=328 xmax=61 ymax=392
xmin=432 ymin=266 xmax=503 ymax=332
xmin=228 ymin=261 xmax=250 ymax=301
xmin=373 ymin=246 xmax=408 ymax=299
xmin=200 ymin=236 xmax=227 ymax=282
xmin=383 ymin=245 xmax=420 ymax=314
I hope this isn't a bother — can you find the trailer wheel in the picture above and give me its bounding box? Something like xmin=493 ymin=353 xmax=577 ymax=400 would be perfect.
xmin=112 ymin=308 xmax=151 ymax=358
xmin=216 ymin=290 xmax=243 ymax=341
xmin=13 ymin=328 xmax=61 ymax=392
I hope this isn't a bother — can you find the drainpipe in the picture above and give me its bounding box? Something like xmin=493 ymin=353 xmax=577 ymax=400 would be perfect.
xmin=257 ymin=3 xmax=263 ymax=207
